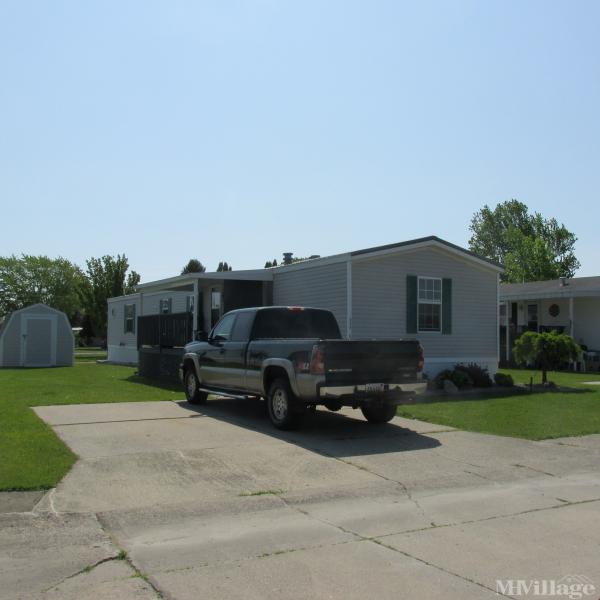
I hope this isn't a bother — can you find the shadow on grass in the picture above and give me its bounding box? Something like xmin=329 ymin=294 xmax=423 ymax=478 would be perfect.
xmin=125 ymin=374 xmax=183 ymax=392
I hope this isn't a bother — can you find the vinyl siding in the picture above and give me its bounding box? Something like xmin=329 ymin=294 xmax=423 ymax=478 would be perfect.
xmin=0 ymin=313 xmax=21 ymax=366
xmin=107 ymin=291 xmax=192 ymax=350
xmin=573 ymin=297 xmax=600 ymax=350
xmin=351 ymin=247 xmax=498 ymax=360
xmin=273 ymin=262 xmax=348 ymax=337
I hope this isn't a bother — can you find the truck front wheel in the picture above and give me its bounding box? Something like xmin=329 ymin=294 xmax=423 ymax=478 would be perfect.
xmin=267 ymin=378 xmax=304 ymax=430
xmin=361 ymin=401 xmax=396 ymax=424
xmin=185 ymin=370 xmax=208 ymax=405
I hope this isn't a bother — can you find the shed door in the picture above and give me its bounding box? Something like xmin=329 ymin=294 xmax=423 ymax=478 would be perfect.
xmin=21 ymin=316 xmax=56 ymax=367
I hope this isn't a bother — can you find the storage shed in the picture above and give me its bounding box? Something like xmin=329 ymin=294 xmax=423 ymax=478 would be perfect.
xmin=0 ymin=304 xmax=74 ymax=367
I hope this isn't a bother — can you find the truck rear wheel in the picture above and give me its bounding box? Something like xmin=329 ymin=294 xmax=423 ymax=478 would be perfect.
xmin=361 ymin=401 xmax=396 ymax=424
xmin=267 ymin=378 xmax=304 ymax=430
xmin=185 ymin=370 xmax=208 ymax=405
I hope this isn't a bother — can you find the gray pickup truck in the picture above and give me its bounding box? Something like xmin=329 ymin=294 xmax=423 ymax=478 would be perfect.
xmin=180 ymin=306 xmax=427 ymax=429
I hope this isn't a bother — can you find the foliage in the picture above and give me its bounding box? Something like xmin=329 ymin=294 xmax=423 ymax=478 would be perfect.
xmin=181 ymin=259 xmax=206 ymax=274
xmin=80 ymin=255 xmax=140 ymax=340
xmin=468 ymin=199 xmax=580 ymax=282
xmin=217 ymin=261 xmax=233 ymax=272
xmin=264 ymin=259 xmax=278 ymax=268
xmin=454 ymin=363 xmax=493 ymax=387
xmin=513 ymin=331 xmax=580 ymax=383
xmin=494 ymin=372 xmax=514 ymax=387
xmin=0 ymin=254 xmax=84 ymax=321
xmin=434 ymin=368 xmax=473 ymax=390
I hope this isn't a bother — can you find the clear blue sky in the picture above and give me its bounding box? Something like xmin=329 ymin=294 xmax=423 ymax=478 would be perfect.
xmin=1 ymin=1 xmax=598 ymax=282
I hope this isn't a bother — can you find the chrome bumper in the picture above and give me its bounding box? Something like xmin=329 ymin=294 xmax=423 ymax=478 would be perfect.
xmin=319 ymin=382 xmax=427 ymax=399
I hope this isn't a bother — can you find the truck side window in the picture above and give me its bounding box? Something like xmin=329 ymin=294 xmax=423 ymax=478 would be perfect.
xmin=230 ymin=312 xmax=254 ymax=342
xmin=212 ymin=313 xmax=236 ymax=341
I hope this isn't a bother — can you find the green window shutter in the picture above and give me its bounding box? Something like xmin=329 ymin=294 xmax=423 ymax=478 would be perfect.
xmin=132 ymin=304 xmax=136 ymax=334
xmin=406 ymin=275 xmax=418 ymax=334
xmin=168 ymin=298 xmax=172 ymax=314
xmin=123 ymin=306 xmax=127 ymax=334
xmin=442 ymin=278 xmax=452 ymax=335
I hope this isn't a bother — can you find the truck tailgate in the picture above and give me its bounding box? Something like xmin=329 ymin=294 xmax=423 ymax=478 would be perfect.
xmin=322 ymin=340 xmax=420 ymax=385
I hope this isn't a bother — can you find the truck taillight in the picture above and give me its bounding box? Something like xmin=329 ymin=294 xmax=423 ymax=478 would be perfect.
xmin=310 ymin=344 xmax=325 ymax=375
xmin=417 ymin=344 xmax=425 ymax=372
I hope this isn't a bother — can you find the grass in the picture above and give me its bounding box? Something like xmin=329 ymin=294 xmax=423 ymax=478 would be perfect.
xmin=397 ymin=368 xmax=600 ymax=440
xmin=0 ymin=363 xmax=183 ymax=491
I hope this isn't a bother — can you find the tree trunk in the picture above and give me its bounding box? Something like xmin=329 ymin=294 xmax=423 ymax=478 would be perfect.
xmin=542 ymin=369 xmax=548 ymax=384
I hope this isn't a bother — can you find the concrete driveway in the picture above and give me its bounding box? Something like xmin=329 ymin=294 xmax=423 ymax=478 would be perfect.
xmin=2 ymin=397 xmax=600 ymax=599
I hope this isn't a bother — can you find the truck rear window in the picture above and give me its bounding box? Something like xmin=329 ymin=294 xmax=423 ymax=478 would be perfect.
xmin=252 ymin=309 xmax=341 ymax=339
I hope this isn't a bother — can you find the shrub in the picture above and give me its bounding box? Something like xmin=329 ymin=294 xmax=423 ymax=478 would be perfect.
xmin=454 ymin=363 xmax=492 ymax=388
xmin=434 ymin=368 xmax=473 ymax=390
xmin=513 ymin=331 xmax=580 ymax=384
xmin=494 ymin=372 xmax=514 ymax=387
xmin=450 ymin=370 xmax=473 ymax=389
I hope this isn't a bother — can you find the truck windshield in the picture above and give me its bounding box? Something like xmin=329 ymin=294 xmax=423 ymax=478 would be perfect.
xmin=252 ymin=308 xmax=342 ymax=339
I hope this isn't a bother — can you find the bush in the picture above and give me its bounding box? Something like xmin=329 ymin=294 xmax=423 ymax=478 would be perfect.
xmin=454 ymin=363 xmax=492 ymax=388
xmin=494 ymin=372 xmax=514 ymax=387
xmin=434 ymin=368 xmax=473 ymax=390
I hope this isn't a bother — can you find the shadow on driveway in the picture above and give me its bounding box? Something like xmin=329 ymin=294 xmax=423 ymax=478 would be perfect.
xmin=176 ymin=397 xmax=441 ymax=458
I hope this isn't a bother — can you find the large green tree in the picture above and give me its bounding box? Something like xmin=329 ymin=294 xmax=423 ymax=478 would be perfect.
xmin=0 ymin=255 xmax=84 ymax=320
xmin=469 ymin=200 xmax=580 ymax=282
xmin=80 ymin=255 xmax=140 ymax=339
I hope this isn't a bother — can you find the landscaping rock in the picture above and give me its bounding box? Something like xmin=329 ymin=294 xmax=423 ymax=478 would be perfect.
xmin=443 ymin=379 xmax=459 ymax=394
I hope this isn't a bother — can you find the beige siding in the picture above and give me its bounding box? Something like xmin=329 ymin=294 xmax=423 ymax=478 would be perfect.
xmin=351 ymin=247 xmax=498 ymax=361
xmin=273 ymin=262 xmax=348 ymax=337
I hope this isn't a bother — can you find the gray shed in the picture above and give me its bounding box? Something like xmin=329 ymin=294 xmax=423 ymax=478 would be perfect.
xmin=0 ymin=304 xmax=74 ymax=367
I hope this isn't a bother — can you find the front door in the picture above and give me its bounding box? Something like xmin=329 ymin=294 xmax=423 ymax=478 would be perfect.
xmin=21 ymin=316 xmax=55 ymax=367
xmin=527 ymin=303 xmax=539 ymax=332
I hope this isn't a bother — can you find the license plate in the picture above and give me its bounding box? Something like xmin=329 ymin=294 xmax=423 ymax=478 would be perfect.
xmin=365 ymin=383 xmax=386 ymax=393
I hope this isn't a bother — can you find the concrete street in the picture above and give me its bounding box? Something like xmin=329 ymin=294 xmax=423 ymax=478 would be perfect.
xmin=2 ymin=398 xmax=600 ymax=599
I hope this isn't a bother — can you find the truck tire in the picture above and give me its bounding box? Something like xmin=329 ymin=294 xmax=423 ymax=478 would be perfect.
xmin=361 ymin=401 xmax=396 ymax=424
xmin=267 ymin=378 xmax=304 ymax=430
xmin=185 ymin=369 xmax=208 ymax=405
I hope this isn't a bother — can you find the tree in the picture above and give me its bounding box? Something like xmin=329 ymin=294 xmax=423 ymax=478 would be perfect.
xmin=181 ymin=259 xmax=206 ymax=275
xmin=217 ymin=262 xmax=232 ymax=272
xmin=469 ymin=200 xmax=580 ymax=282
xmin=513 ymin=331 xmax=580 ymax=384
xmin=264 ymin=259 xmax=278 ymax=268
xmin=0 ymin=254 xmax=84 ymax=320
xmin=80 ymin=255 xmax=140 ymax=340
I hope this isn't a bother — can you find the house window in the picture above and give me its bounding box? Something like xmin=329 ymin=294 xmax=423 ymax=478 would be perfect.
xmin=124 ymin=304 xmax=136 ymax=334
xmin=418 ymin=277 xmax=441 ymax=332
xmin=160 ymin=298 xmax=172 ymax=314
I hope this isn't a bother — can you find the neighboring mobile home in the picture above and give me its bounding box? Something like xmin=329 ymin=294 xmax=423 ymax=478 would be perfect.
xmin=0 ymin=304 xmax=74 ymax=368
xmin=107 ymin=236 xmax=503 ymax=378
xmin=500 ymin=276 xmax=600 ymax=370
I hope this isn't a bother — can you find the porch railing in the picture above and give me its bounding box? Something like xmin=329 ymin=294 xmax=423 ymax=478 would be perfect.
xmin=137 ymin=312 xmax=193 ymax=348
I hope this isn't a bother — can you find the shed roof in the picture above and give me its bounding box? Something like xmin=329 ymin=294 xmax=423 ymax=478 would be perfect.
xmin=500 ymin=276 xmax=600 ymax=300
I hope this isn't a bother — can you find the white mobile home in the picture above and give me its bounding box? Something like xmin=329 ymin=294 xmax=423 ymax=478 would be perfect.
xmin=0 ymin=304 xmax=74 ymax=368
xmin=107 ymin=236 xmax=503 ymax=378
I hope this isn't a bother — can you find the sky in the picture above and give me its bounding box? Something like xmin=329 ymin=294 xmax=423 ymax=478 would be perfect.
xmin=1 ymin=0 xmax=599 ymax=282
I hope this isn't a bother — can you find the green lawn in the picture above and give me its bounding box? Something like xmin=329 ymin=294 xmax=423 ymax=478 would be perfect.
xmin=0 ymin=364 xmax=183 ymax=491
xmin=397 ymin=369 xmax=600 ymax=440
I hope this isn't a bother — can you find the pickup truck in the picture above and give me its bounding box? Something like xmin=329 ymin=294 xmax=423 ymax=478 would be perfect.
xmin=180 ymin=306 xmax=427 ymax=430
